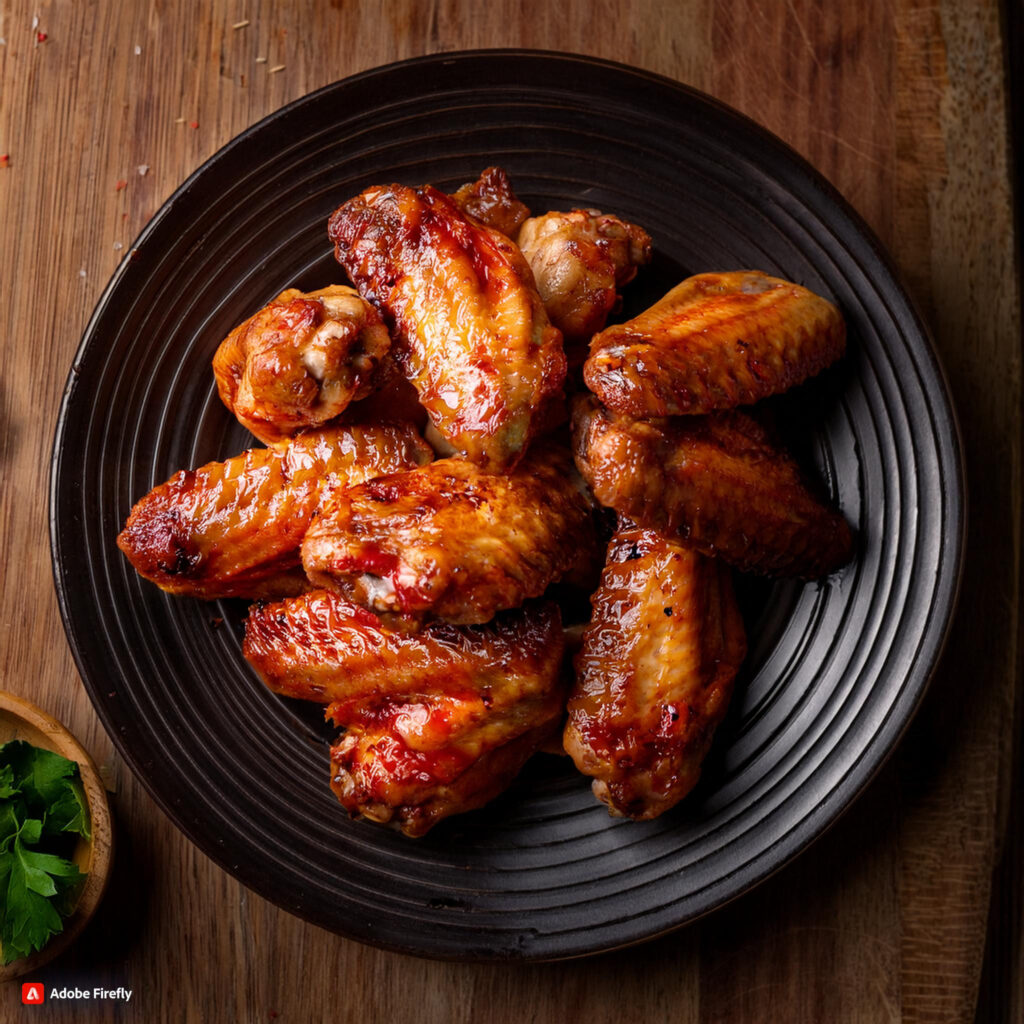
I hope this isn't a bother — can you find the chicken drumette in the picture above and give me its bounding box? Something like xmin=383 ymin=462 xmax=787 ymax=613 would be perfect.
xmin=213 ymin=285 xmax=391 ymax=445
xmin=517 ymin=209 xmax=651 ymax=359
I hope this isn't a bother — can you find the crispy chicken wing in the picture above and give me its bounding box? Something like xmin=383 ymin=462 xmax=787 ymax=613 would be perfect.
xmin=301 ymin=443 xmax=600 ymax=629
xmin=584 ymin=270 xmax=845 ymax=417
xmin=565 ymin=524 xmax=746 ymax=819
xmin=572 ymin=396 xmax=852 ymax=577
xmin=451 ymin=165 xmax=531 ymax=238
xmin=117 ymin=423 xmax=432 ymax=599
xmin=244 ymin=591 xmax=566 ymax=836
xmin=517 ymin=209 xmax=651 ymax=357
xmin=213 ymin=285 xmax=391 ymax=445
xmin=328 ymin=182 xmax=566 ymax=471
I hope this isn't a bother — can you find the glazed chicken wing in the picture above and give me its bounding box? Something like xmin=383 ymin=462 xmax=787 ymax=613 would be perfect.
xmin=451 ymin=165 xmax=531 ymax=238
xmin=328 ymin=182 xmax=566 ymax=471
xmin=517 ymin=209 xmax=651 ymax=358
xmin=117 ymin=423 xmax=432 ymax=599
xmin=584 ymin=270 xmax=845 ymax=417
xmin=572 ymin=396 xmax=852 ymax=577
xmin=565 ymin=524 xmax=746 ymax=819
xmin=301 ymin=443 xmax=600 ymax=629
xmin=213 ymin=285 xmax=391 ymax=445
xmin=244 ymin=592 xmax=566 ymax=836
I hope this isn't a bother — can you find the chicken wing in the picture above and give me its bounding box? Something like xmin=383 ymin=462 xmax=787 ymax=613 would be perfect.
xmin=572 ymin=396 xmax=852 ymax=577
xmin=244 ymin=591 xmax=566 ymax=836
xmin=451 ymin=165 xmax=531 ymax=238
xmin=517 ymin=209 xmax=651 ymax=358
xmin=584 ymin=270 xmax=845 ymax=417
xmin=328 ymin=182 xmax=566 ymax=471
xmin=301 ymin=443 xmax=600 ymax=629
xmin=117 ymin=423 xmax=432 ymax=599
xmin=565 ymin=524 xmax=746 ymax=819
xmin=213 ymin=285 xmax=391 ymax=445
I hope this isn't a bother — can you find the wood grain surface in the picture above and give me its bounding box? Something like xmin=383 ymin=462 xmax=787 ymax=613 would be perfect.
xmin=0 ymin=1 xmax=1019 ymax=1021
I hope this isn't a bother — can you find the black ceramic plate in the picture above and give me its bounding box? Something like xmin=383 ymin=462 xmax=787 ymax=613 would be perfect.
xmin=51 ymin=51 xmax=964 ymax=962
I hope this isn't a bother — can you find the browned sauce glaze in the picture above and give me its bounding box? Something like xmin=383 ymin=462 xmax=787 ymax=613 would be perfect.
xmin=585 ymin=270 xmax=845 ymax=417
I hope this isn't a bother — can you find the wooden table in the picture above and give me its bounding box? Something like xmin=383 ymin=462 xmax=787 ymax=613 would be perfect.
xmin=1 ymin=2 xmax=1019 ymax=1020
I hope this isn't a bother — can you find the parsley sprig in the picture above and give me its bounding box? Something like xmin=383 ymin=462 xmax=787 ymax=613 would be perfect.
xmin=0 ymin=741 xmax=91 ymax=964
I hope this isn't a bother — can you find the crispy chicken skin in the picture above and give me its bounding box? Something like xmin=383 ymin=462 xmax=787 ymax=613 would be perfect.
xmin=572 ymin=396 xmax=853 ymax=577
xmin=328 ymin=182 xmax=566 ymax=471
xmin=244 ymin=591 xmax=566 ymax=836
xmin=301 ymin=443 xmax=600 ymax=629
xmin=517 ymin=209 xmax=652 ymax=355
xmin=584 ymin=270 xmax=845 ymax=417
xmin=565 ymin=524 xmax=746 ymax=820
xmin=117 ymin=424 xmax=432 ymax=599
xmin=244 ymin=590 xmax=562 ymax=710
xmin=451 ymin=165 xmax=531 ymax=238
xmin=213 ymin=285 xmax=391 ymax=445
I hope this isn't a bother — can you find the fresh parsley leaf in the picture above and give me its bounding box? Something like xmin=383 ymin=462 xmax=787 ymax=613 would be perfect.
xmin=0 ymin=741 xmax=91 ymax=964
xmin=1 ymin=846 xmax=66 ymax=965
xmin=2 ymin=741 xmax=76 ymax=806
xmin=0 ymin=741 xmax=90 ymax=840
xmin=44 ymin=777 xmax=90 ymax=840
xmin=18 ymin=818 xmax=43 ymax=847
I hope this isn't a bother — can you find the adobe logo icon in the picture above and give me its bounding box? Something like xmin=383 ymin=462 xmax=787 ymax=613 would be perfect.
xmin=21 ymin=983 xmax=45 ymax=1005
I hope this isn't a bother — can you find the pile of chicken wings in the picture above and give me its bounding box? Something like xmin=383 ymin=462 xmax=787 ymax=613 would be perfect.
xmin=118 ymin=167 xmax=851 ymax=836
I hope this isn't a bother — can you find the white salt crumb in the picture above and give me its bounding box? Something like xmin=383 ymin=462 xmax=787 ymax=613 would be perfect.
xmin=0 ymin=39 xmax=6 ymax=46
xmin=232 ymin=19 xmax=250 ymax=29
xmin=138 ymin=164 xmax=149 ymax=176
xmin=134 ymin=44 xmax=141 ymax=55
xmin=113 ymin=242 xmax=123 ymax=251
xmin=31 ymin=14 xmax=38 ymax=30
xmin=79 ymin=268 xmax=86 ymax=278
xmin=255 ymin=56 xmax=267 ymax=63
xmin=269 ymin=64 xmax=284 ymax=73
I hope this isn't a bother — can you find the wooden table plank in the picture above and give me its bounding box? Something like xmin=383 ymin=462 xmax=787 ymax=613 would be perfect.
xmin=0 ymin=1 xmax=1017 ymax=1021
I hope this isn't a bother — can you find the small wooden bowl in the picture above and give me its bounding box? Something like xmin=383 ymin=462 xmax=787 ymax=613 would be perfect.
xmin=0 ymin=691 xmax=113 ymax=980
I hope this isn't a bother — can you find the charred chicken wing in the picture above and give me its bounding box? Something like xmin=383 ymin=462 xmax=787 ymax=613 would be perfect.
xmin=565 ymin=524 xmax=746 ymax=819
xmin=117 ymin=423 xmax=432 ymax=599
xmin=517 ymin=209 xmax=651 ymax=356
xmin=451 ymin=165 xmax=531 ymax=238
xmin=213 ymin=285 xmax=391 ymax=445
xmin=584 ymin=270 xmax=845 ymax=417
xmin=328 ymin=182 xmax=566 ymax=471
xmin=301 ymin=443 xmax=600 ymax=629
xmin=572 ymin=396 xmax=852 ymax=577
xmin=244 ymin=591 xmax=566 ymax=835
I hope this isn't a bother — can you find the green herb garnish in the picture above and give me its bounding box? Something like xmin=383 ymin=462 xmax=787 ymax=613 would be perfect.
xmin=0 ymin=741 xmax=91 ymax=964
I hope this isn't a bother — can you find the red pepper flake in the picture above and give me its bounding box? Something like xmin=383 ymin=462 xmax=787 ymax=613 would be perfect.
xmin=190 ymin=120 xmax=199 ymax=129
xmin=115 ymin=179 xmax=127 ymax=191
xmin=36 ymin=31 xmax=47 ymax=42
xmin=0 ymin=154 xmax=9 ymax=168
